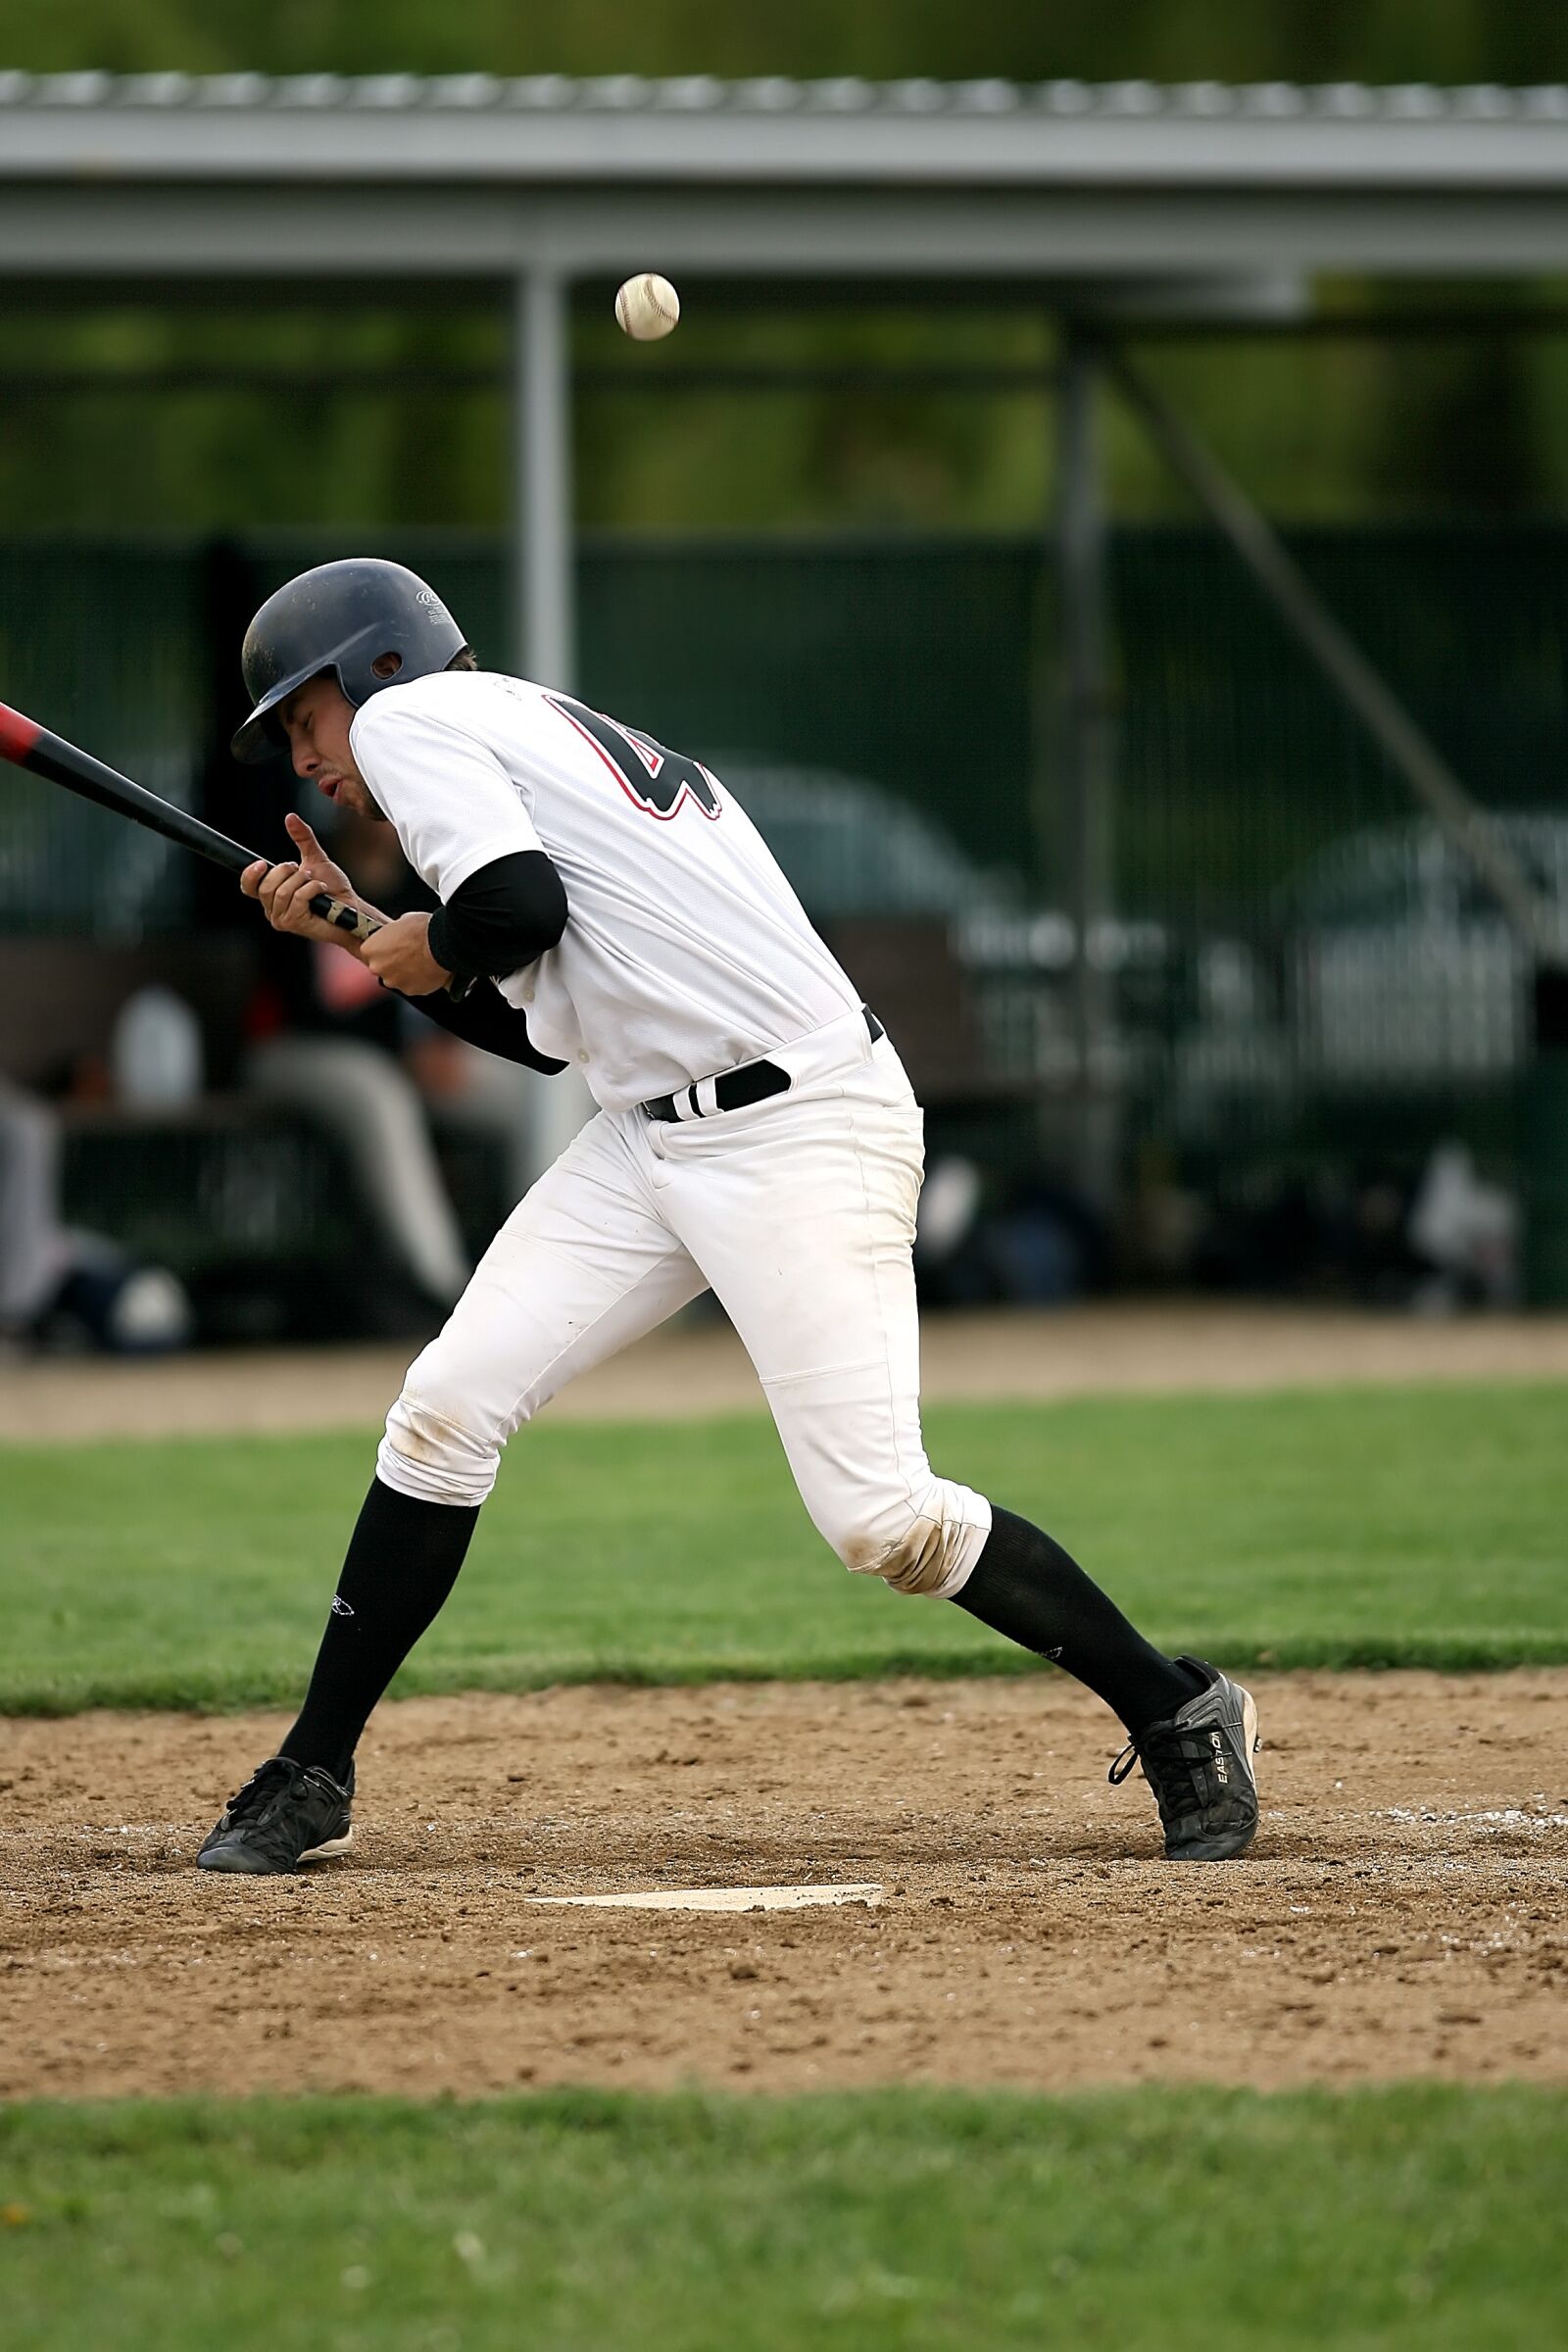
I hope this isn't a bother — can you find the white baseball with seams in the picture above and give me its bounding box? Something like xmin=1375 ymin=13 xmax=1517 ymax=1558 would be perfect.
xmin=350 ymin=669 xmax=992 ymax=1600
xmin=614 ymin=272 xmax=680 ymax=340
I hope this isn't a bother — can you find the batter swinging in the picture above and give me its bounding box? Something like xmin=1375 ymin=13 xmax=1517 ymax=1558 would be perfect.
xmin=199 ymin=559 xmax=1259 ymax=1876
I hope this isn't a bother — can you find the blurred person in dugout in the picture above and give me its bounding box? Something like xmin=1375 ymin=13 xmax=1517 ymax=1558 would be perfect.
xmin=243 ymin=808 xmax=593 ymax=1311
xmin=0 ymin=1075 xmax=75 ymax=1341
xmin=0 ymin=1071 xmax=192 ymax=1352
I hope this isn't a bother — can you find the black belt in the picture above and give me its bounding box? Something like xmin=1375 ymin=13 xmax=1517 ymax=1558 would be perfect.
xmin=641 ymin=1007 xmax=884 ymax=1123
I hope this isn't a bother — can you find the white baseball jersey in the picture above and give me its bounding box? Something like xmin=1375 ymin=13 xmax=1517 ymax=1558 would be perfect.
xmin=348 ymin=670 xmax=861 ymax=1112
xmin=353 ymin=669 xmax=992 ymax=1608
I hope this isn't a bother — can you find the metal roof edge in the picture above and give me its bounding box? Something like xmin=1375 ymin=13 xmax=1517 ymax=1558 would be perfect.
xmin=1 ymin=71 xmax=1566 ymax=121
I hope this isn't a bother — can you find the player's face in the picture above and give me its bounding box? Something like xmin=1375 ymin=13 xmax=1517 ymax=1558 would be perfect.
xmin=277 ymin=675 xmax=382 ymax=819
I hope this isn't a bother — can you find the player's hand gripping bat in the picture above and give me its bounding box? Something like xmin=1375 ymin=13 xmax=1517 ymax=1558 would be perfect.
xmin=0 ymin=699 xmax=466 ymax=997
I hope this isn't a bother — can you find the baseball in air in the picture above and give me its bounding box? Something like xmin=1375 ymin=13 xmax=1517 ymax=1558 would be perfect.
xmin=614 ymin=273 xmax=680 ymax=341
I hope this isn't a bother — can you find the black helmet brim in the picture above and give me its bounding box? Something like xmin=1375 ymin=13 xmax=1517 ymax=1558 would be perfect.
xmin=229 ymin=625 xmax=383 ymax=764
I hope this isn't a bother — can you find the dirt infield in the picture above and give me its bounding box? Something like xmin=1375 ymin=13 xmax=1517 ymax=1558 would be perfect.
xmin=8 ymin=1302 xmax=1568 ymax=1444
xmin=3 ymin=1671 xmax=1563 ymax=2102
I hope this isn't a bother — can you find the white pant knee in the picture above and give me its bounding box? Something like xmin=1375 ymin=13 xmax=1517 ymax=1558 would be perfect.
xmin=821 ymin=1476 xmax=992 ymax=1601
xmin=377 ymin=1376 xmax=507 ymax=1509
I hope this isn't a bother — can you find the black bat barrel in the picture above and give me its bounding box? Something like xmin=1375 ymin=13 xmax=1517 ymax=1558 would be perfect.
xmin=1 ymin=706 xmax=258 ymax=879
xmin=0 ymin=696 xmax=414 ymax=968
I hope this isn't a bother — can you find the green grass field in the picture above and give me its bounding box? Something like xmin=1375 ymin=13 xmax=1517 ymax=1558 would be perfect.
xmin=9 ymin=1377 xmax=1566 ymax=2347
xmin=4 ymin=2086 xmax=1563 ymax=2352
xmin=3 ymin=1382 xmax=1566 ymax=1711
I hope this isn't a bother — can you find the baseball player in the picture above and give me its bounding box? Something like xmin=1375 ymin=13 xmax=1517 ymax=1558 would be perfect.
xmin=198 ymin=559 xmax=1259 ymax=1876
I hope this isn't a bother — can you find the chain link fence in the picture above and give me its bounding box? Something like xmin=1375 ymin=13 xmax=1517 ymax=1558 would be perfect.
xmin=3 ymin=523 xmax=1563 ymax=1237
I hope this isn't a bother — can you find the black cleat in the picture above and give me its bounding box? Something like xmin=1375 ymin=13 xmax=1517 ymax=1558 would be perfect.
xmin=197 ymin=1755 xmax=355 ymax=1876
xmin=1109 ymin=1659 xmax=1260 ymax=1861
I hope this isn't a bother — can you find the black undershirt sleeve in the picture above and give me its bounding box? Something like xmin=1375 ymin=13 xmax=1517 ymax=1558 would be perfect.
xmin=425 ymin=849 xmax=567 ymax=982
xmin=404 ymin=977 xmax=567 ymax=1073
xmin=403 ymin=849 xmax=570 ymax=1074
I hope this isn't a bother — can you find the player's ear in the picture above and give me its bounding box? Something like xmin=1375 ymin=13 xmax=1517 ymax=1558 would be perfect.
xmin=370 ymin=652 xmax=404 ymax=681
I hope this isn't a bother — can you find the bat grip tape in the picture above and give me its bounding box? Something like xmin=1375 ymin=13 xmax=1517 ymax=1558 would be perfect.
xmin=309 ymin=892 xmax=378 ymax=944
xmin=309 ymin=894 xmax=472 ymax=1001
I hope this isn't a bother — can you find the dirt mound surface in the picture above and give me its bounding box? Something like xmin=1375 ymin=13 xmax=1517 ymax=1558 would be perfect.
xmin=10 ymin=1303 xmax=1568 ymax=1443
xmin=3 ymin=1672 xmax=1563 ymax=2101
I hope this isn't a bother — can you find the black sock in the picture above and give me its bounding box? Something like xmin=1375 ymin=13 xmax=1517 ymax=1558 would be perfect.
xmin=279 ymin=1477 xmax=480 ymax=1783
xmin=955 ymin=1506 xmax=1203 ymax=1736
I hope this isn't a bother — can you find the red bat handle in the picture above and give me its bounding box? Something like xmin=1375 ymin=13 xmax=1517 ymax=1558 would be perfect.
xmin=0 ymin=702 xmax=42 ymax=761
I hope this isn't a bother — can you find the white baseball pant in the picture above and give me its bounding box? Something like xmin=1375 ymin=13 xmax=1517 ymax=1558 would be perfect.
xmin=376 ymin=1005 xmax=992 ymax=1599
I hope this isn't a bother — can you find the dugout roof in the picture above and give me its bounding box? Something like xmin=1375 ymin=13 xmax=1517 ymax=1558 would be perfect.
xmin=5 ymin=73 xmax=1568 ymax=690
xmin=4 ymin=72 xmax=1568 ymax=290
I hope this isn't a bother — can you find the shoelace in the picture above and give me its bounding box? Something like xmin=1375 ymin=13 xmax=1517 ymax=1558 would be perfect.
xmin=221 ymin=1755 xmax=303 ymax=1824
xmin=1107 ymin=1721 xmax=1222 ymax=1822
xmin=216 ymin=1756 xmax=340 ymax=1866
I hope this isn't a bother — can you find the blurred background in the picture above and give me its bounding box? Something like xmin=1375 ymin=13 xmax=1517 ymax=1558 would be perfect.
xmin=3 ymin=1 xmax=1567 ymax=1354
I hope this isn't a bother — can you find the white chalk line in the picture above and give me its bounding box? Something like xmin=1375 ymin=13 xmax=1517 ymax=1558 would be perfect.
xmin=527 ymin=1882 xmax=883 ymax=1913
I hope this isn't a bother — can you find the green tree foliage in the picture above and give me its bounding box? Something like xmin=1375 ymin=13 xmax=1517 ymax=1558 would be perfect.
xmin=2 ymin=0 xmax=1559 ymax=85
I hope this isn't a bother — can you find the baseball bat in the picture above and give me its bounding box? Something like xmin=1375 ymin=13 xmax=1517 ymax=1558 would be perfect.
xmin=0 ymin=699 xmax=381 ymax=948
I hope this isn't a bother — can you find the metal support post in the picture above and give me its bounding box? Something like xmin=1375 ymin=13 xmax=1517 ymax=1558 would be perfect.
xmin=1106 ymin=344 xmax=1568 ymax=1301
xmin=511 ymin=265 xmax=596 ymax=1163
xmin=1056 ymin=337 xmax=1119 ymax=1208
xmin=513 ymin=266 xmax=575 ymax=690
xmin=1104 ymin=345 xmax=1554 ymax=957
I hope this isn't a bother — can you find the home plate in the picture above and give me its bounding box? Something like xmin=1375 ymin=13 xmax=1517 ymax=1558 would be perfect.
xmin=527 ymin=1882 xmax=883 ymax=1913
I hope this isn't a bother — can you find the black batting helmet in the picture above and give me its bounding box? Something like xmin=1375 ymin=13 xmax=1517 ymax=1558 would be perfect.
xmin=231 ymin=557 xmax=467 ymax=762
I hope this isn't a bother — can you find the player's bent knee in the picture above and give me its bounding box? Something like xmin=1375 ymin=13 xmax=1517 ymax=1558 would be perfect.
xmin=827 ymin=1480 xmax=990 ymax=1601
xmin=377 ymin=1387 xmax=500 ymax=1509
